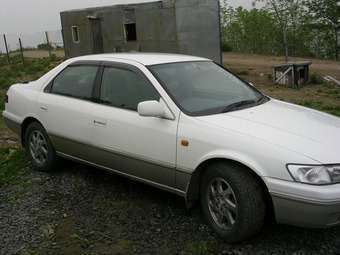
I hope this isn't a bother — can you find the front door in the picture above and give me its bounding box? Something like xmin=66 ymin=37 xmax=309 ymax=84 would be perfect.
xmin=90 ymin=65 xmax=178 ymax=188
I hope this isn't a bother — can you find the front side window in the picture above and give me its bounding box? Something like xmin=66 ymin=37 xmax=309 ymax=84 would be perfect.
xmin=100 ymin=66 xmax=158 ymax=110
xmin=150 ymin=61 xmax=267 ymax=116
xmin=50 ymin=65 xmax=98 ymax=100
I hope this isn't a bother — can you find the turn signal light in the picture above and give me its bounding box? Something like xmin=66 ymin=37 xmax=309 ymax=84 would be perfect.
xmin=181 ymin=140 xmax=189 ymax=146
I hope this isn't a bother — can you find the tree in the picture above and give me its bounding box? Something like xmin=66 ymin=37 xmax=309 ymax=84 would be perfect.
xmin=220 ymin=1 xmax=277 ymax=55
xmin=303 ymin=0 xmax=340 ymax=60
xmin=220 ymin=0 xmax=338 ymax=60
xmin=255 ymin=0 xmax=303 ymax=62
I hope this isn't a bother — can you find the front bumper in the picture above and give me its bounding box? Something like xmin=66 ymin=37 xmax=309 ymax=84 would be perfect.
xmin=264 ymin=177 xmax=340 ymax=228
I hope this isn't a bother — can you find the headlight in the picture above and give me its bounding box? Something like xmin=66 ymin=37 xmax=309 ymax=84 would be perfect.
xmin=287 ymin=164 xmax=340 ymax=185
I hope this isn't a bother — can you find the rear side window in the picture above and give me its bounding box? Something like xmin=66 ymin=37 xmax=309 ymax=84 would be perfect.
xmin=50 ymin=65 xmax=98 ymax=100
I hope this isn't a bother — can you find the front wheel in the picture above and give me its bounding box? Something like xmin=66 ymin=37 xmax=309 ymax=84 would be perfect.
xmin=25 ymin=121 xmax=60 ymax=172
xmin=200 ymin=162 xmax=265 ymax=243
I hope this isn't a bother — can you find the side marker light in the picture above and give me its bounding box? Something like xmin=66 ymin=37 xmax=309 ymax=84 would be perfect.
xmin=181 ymin=140 xmax=189 ymax=146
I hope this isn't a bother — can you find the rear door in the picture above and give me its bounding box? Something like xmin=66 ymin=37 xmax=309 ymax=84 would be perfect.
xmin=37 ymin=62 xmax=99 ymax=159
xmin=90 ymin=63 xmax=178 ymax=188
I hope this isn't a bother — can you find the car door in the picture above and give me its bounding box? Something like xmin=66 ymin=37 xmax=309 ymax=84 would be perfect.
xmin=37 ymin=63 xmax=99 ymax=160
xmin=91 ymin=64 xmax=177 ymax=189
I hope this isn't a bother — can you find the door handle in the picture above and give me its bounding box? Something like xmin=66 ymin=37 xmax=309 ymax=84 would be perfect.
xmin=93 ymin=118 xmax=107 ymax=127
xmin=39 ymin=106 xmax=48 ymax=112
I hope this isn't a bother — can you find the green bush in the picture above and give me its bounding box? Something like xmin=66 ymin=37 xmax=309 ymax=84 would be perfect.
xmin=309 ymin=72 xmax=323 ymax=84
xmin=231 ymin=68 xmax=250 ymax=75
xmin=37 ymin=43 xmax=54 ymax=50
xmin=50 ymin=54 xmax=60 ymax=62
xmin=221 ymin=41 xmax=233 ymax=52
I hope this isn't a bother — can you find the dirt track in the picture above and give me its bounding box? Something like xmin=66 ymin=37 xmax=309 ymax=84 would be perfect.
xmin=223 ymin=52 xmax=340 ymax=80
xmin=23 ymin=50 xmax=65 ymax=59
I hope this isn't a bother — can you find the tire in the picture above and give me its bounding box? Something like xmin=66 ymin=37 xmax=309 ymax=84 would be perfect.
xmin=200 ymin=162 xmax=265 ymax=243
xmin=25 ymin=121 xmax=60 ymax=172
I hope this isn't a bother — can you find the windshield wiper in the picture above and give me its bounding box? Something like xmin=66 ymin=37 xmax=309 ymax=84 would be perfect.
xmin=222 ymin=100 xmax=256 ymax=113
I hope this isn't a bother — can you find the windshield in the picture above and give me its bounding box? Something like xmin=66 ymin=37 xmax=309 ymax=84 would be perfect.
xmin=149 ymin=61 xmax=267 ymax=116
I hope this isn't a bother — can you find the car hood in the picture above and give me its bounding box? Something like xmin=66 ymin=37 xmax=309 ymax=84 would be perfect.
xmin=196 ymin=99 xmax=340 ymax=163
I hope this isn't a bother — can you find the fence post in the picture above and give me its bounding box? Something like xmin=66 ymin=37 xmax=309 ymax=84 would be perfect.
xmin=3 ymin=34 xmax=11 ymax=64
xmin=45 ymin=31 xmax=52 ymax=58
xmin=19 ymin=38 xmax=26 ymax=68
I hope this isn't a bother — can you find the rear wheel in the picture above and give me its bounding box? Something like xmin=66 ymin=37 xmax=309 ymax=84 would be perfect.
xmin=25 ymin=121 xmax=60 ymax=172
xmin=200 ymin=162 xmax=265 ymax=243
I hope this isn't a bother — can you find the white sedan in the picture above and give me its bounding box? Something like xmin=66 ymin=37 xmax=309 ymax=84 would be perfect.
xmin=3 ymin=53 xmax=340 ymax=242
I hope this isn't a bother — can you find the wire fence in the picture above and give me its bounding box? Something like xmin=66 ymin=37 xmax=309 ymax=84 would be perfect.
xmin=1 ymin=30 xmax=63 ymax=55
xmin=1 ymin=30 xmax=339 ymax=86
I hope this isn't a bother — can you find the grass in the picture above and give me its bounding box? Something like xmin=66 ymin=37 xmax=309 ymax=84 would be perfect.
xmin=0 ymin=147 xmax=29 ymax=186
xmin=0 ymin=53 xmax=63 ymax=188
xmin=0 ymin=90 xmax=6 ymax=120
xmin=187 ymin=235 xmax=221 ymax=254
xmin=292 ymin=99 xmax=340 ymax=116
xmin=0 ymin=53 xmax=62 ymax=90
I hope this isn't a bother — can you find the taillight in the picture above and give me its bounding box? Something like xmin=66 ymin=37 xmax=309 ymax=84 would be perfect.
xmin=5 ymin=95 xmax=8 ymax=103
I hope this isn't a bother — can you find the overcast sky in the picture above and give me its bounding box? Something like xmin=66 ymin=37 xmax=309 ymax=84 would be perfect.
xmin=0 ymin=0 xmax=256 ymax=34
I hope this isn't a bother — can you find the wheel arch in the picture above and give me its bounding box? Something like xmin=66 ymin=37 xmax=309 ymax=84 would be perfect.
xmin=185 ymin=158 xmax=274 ymax=218
xmin=21 ymin=117 xmax=43 ymax=147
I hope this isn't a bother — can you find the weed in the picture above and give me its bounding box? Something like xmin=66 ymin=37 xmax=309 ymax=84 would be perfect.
xmin=0 ymin=91 xmax=6 ymax=114
xmin=0 ymin=147 xmax=29 ymax=187
xmin=10 ymin=63 xmax=25 ymax=72
xmin=50 ymin=54 xmax=61 ymax=62
xmin=7 ymin=194 xmax=21 ymax=204
xmin=70 ymin=234 xmax=89 ymax=243
xmin=118 ymin=239 xmax=133 ymax=250
xmin=292 ymin=99 xmax=340 ymax=116
xmin=109 ymin=200 xmax=128 ymax=207
xmin=231 ymin=68 xmax=250 ymax=75
xmin=37 ymin=43 xmax=54 ymax=51
xmin=325 ymin=89 xmax=340 ymax=99
xmin=0 ymin=51 xmax=63 ymax=91
xmin=187 ymin=235 xmax=221 ymax=254
xmin=74 ymin=181 xmax=84 ymax=191
xmin=309 ymin=72 xmax=323 ymax=84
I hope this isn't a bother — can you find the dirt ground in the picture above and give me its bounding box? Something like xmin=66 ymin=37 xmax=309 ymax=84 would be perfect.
xmin=222 ymin=52 xmax=340 ymax=107
xmin=22 ymin=50 xmax=65 ymax=59
xmin=222 ymin=52 xmax=340 ymax=79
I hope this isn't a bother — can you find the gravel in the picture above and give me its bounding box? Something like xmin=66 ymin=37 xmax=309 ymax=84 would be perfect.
xmin=1 ymin=161 xmax=340 ymax=255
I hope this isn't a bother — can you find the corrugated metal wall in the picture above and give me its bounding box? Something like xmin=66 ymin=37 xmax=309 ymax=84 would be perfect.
xmin=60 ymin=0 xmax=221 ymax=63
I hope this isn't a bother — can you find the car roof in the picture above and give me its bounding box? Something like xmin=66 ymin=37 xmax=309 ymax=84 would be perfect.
xmin=69 ymin=52 xmax=211 ymax=66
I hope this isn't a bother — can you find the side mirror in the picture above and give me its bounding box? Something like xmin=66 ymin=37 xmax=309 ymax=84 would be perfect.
xmin=137 ymin=100 xmax=165 ymax=117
